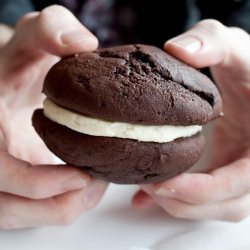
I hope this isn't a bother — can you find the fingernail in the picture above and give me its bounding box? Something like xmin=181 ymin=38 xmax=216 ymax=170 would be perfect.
xmin=60 ymin=30 xmax=97 ymax=47
xmin=155 ymin=187 xmax=177 ymax=197
xmin=166 ymin=36 xmax=202 ymax=53
xmin=60 ymin=175 xmax=88 ymax=192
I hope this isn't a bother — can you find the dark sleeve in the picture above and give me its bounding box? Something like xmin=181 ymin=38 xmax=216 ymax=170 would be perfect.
xmin=0 ymin=0 xmax=34 ymax=26
xmin=196 ymin=0 xmax=250 ymax=33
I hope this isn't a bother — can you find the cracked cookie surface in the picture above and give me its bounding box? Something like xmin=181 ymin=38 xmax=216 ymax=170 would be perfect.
xmin=33 ymin=44 xmax=222 ymax=184
xmin=43 ymin=44 xmax=222 ymax=125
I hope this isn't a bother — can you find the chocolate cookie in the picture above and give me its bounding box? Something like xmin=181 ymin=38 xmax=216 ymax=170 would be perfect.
xmin=33 ymin=109 xmax=205 ymax=184
xmin=32 ymin=44 xmax=222 ymax=184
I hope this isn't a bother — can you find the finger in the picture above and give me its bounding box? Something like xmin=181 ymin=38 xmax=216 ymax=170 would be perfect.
xmin=0 ymin=151 xmax=91 ymax=199
xmin=1 ymin=5 xmax=98 ymax=68
xmin=0 ymin=180 xmax=107 ymax=229
xmin=6 ymin=107 xmax=56 ymax=165
xmin=165 ymin=20 xmax=250 ymax=170
xmin=164 ymin=19 xmax=250 ymax=75
xmin=141 ymin=157 xmax=250 ymax=205
xmin=141 ymin=186 xmax=250 ymax=222
xmin=132 ymin=190 xmax=154 ymax=209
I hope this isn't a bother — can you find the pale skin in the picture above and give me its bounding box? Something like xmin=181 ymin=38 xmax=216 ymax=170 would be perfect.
xmin=1 ymin=5 xmax=250 ymax=229
xmin=0 ymin=5 xmax=108 ymax=229
xmin=133 ymin=20 xmax=250 ymax=222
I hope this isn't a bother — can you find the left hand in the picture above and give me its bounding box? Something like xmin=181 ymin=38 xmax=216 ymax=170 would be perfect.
xmin=0 ymin=6 xmax=107 ymax=229
xmin=132 ymin=19 xmax=250 ymax=222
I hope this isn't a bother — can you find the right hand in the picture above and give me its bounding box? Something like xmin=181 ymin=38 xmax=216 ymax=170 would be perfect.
xmin=133 ymin=20 xmax=250 ymax=222
xmin=0 ymin=5 xmax=107 ymax=229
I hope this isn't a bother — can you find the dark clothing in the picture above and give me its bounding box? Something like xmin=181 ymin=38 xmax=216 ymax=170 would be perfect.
xmin=0 ymin=0 xmax=250 ymax=47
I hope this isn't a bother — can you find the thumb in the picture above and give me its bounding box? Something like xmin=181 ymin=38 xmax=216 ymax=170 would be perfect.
xmin=165 ymin=19 xmax=250 ymax=171
xmin=1 ymin=5 xmax=98 ymax=62
xmin=164 ymin=19 xmax=250 ymax=74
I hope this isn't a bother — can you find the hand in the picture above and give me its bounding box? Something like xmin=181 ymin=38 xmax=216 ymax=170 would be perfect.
xmin=0 ymin=5 xmax=107 ymax=229
xmin=132 ymin=19 xmax=250 ymax=222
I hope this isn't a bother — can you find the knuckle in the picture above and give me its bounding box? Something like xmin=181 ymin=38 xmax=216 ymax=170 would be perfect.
xmin=37 ymin=9 xmax=53 ymax=36
xmin=36 ymin=5 xmax=74 ymax=50
xmin=166 ymin=205 xmax=187 ymax=219
xmin=39 ymin=5 xmax=71 ymax=23
xmin=197 ymin=19 xmax=224 ymax=30
xmin=16 ymin=12 xmax=38 ymax=28
xmin=53 ymin=196 xmax=82 ymax=225
xmin=58 ymin=206 xmax=80 ymax=225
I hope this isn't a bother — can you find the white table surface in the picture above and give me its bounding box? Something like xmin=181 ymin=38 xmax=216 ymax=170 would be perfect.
xmin=0 ymin=125 xmax=250 ymax=250
xmin=0 ymin=184 xmax=250 ymax=250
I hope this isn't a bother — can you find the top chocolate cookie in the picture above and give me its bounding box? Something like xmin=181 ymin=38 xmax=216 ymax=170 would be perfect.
xmin=43 ymin=44 xmax=222 ymax=126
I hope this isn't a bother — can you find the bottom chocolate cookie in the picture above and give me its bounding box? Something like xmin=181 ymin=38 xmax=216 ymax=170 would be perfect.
xmin=32 ymin=110 xmax=205 ymax=184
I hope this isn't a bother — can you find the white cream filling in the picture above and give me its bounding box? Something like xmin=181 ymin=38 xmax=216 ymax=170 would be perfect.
xmin=43 ymin=98 xmax=202 ymax=143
